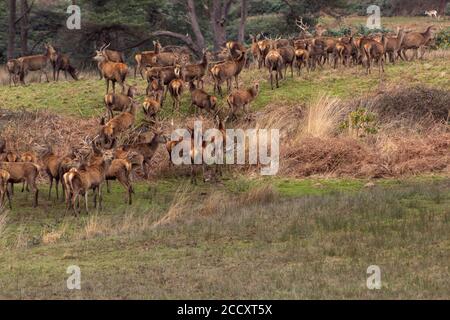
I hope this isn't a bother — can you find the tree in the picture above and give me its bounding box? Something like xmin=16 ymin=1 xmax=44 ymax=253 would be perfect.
xmin=238 ymin=0 xmax=248 ymax=43
xmin=19 ymin=0 xmax=30 ymax=55
xmin=7 ymin=0 xmax=16 ymax=59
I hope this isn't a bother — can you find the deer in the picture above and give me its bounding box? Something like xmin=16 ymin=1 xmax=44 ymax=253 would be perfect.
xmin=99 ymin=101 xmax=138 ymax=145
xmin=96 ymin=43 xmax=125 ymax=80
xmin=134 ymin=40 xmax=161 ymax=79
xmin=399 ymin=26 xmax=436 ymax=61
xmin=38 ymin=144 xmax=63 ymax=200
xmin=105 ymin=151 xmax=139 ymax=205
xmin=189 ymin=81 xmax=218 ymax=116
xmin=152 ymin=41 xmax=186 ymax=67
xmin=93 ymin=43 xmax=128 ymax=94
xmin=116 ymin=126 xmax=167 ymax=179
xmin=227 ymin=82 xmax=259 ymax=119
xmin=226 ymin=41 xmax=247 ymax=60
xmin=295 ymin=46 xmax=310 ymax=75
xmin=384 ymin=28 xmax=405 ymax=64
xmin=425 ymin=10 xmax=438 ymax=18
xmin=17 ymin=43 xmax=57 ymax=84
xmin=142 ymin=91 xmax=163 ymax=122
xmin=145 ymin=65 xmax=179 ymax=101
xmin=0 ymin=169 xmax=12 ymax=209
xmin=65 ymin=142 xmax=114 ymax=214
xmin=277 ymin=45 xmax=296 ymax=78
xmin=256 ymin=39 xmax=271 ymax=69
xmin=249 ymin=34 xmax=260 ymax=68
xmin=0 ymin=161 xmax=40 ymax=207
xmin=360 ymin=36 xmax=387 ymax=75
xmin=265 ymin=41 xmax=284 ymax=90
xmin=54 ymin=53 xmax=79 ymax=81
xmin=18 ymin=150 xmax=37 ymax=193
xmin=168 ymin=66 xmax=184 ymax=113
xmin=6 ymin=59 xmax=21 ymax=86
xmin=211 ymin=50 xmax=247 ymax=96
xmin=104 ymin=85 xmax=138 ymax=120
xmin=181 ymin=49 xmax=208 ymax=88
xmin=333 ymin=37 xmax=354 ymax=68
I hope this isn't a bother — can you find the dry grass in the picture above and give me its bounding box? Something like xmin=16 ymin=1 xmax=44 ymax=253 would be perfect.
xmin=300 ymin=94 xmax=347 ymax=138
xmin=42 ymin=223 xmax=67 ymax=245
xmin=0 ymin=211 xmax=8 ymax=237
xmin=151 ymin=185 xmax=191 ymax=228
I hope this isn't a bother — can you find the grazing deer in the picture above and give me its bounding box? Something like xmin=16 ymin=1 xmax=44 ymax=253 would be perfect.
xmin=17 ymin=43 xmax=57 ymax=84
xmin=134 ymin=40 xmax=161 ymax=78
xmin=399 ymin=26 xmax=436 ymax=61
xmin=227 ymin=83 xmax=259 ymax=118
xmin=265 ymin=42 xmax=284 ymax=90
xmin=65 ymin=143 xmax=114 ymax=214
xmin=104 ymin=85 xmax=138 ymax=120
xmin=211 ymin=50 xmax=247 ymax=96
xmin=54 ymin=53 xmax=79 ymax=81
xmin=0 ymin=169 xmax=12 ymax=209
xmin=6 ymin=59 xmax=21 ymax=86
xmin=93 ymin=43 xmax=128 ymax=94
xmin=189 ymin=81 xmax=218 ymax=116
xmin=0 ymin=162 xmax=40 ymax=207
xmin=384 ymin=28 xmax=405 ymax=64
xmin=181 ymin=49 xmax=208 ymax=88
xmin=168 ymin=66 xmax=184 ymax=112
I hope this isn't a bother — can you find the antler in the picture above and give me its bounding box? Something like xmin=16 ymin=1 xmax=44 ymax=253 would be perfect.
xmin=295 ymin=17 xmax=310 ymax=32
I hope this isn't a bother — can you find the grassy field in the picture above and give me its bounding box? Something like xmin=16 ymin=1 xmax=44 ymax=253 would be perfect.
xmin=0 ymin=176 xmax=449 ymax=299
xmin=0 ymin=16 xmax=449 ymax=299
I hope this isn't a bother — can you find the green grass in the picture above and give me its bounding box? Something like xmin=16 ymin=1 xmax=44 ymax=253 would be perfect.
xmin=1 ymin=51 xmax=449 ymax=119
xmin=1 ymin=177 xmax=449 ymax=299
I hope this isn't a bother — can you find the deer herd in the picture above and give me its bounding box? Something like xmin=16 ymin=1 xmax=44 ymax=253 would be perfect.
xmin=0 ymin=20 xmax=440 ymax=214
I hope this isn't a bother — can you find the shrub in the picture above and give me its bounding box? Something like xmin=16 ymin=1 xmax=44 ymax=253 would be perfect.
xmin=341 ymin=108 xmax=378 ymax=137
xmin=434 ymin=28 xmax=450 ymax=50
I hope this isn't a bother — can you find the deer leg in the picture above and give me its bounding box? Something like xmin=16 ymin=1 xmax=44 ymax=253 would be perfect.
xmin=112 ymin=81 xmax=116 ymax=94
xmin=98 ymin=184 xmax=103 ymax=211
xmin=106 ymin=79 xmax=110 ymax=94
xmin=6 ymin=189 xmax=12 ymax=209
xmin=106 ymin=180 xmax=111 ymax=193
xmin=85 ymin=191 xmax=89 ymax=214
xmin=48 ymin=177 xmax=53 ymax=199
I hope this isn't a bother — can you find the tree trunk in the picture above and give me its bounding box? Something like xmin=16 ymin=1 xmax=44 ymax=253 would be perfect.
xmin=8 ymin=0 xmax=16 ymax=59
xmin=20 ymin=0 xmax=29 ymax=56
xmin=210 ymin=0 xmax=234 ymax=51
xmin=238 ymin=0 xmax=248 ymax=43
xmin=439 ymin=0 xmax=447 ymax=15
xmin=186 ymin=0 xmax=205 ymax=49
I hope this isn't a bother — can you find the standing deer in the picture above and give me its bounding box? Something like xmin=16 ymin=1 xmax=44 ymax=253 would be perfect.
xmin=211 ymin=50 xmax=247 ymax=96
xmin=54 ymin=53 xmax=79 ymax=81
xmin=181 ymin=49 xmax=208 ymax=88
xmin=96 ymin=43 xmax=125 ymax=80
xmin=425 ymin=10 xmax=438 ymax=18
xmin=134 ymin=41 xmax=161 ymax=79
xmin=17 ymin=43 xmax=57 ymax=84
xmin=384 ymin=28 xmax=405 ymax=64
xmin=399 ymin=26 xmax=436 ymax=61
xmin=6 ymin=59 xmax=21 ymax=86
xmin=93 ymin=43 xmax=128 ymax=94
xmin=265 ymin=42 xmax=284 ymax=90
xmin=168 ymin=66 xmax=184 ymax=113
xmin=104 ymin=85 xmax=138 ymax=120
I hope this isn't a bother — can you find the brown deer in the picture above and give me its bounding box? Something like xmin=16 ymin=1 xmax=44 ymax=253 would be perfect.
xmin=295 ymin=47 xmax=310 ymax=75
xmin=54 ymin=53 xmax=79 ymax=81
xmin=399 ymin=26 xmax=436 ymax=61
xmin=168 ymin=66 xmax=184 ymax=112
xmin=65 ymin=143 xmax=114 ymax=214
xmin=265 ymin=42 xmax=284 ymax=90
xmin=117 ymin=126 xmax=167 ymax=179
xmin=152 ymin=41 xmax=184 ymax=67
xmin=360 ymin=37 xmax=386 ymax=75
xmin=211 ymin=50 xmax=247 ymax=96
xmin=39 ymin=145 xmax=63 ymax=200
xmin=142 ymin=91 xmax=163 ymax=122
xmin=99 ymin=102 xmax=138 ymax=144
xmin=145 ymin=65 xmax=178 ymax=100
xmin=181 ymin=49 xmax=208 ymax=88
xmin=93 ymin=43 xmax=128 ymax=94
xmin=277 ymin=45 xmax=296 ymax=77
xmin=0 ymin=169 xmax=12 ymax=209
xmin=249 ymin=34 xmax=260 ymax=68
xmin=17 ymin=43 xmax=57 ymax=84
xmin=18 ymin=150 xmax=37 ymax=192
xmin=227 ymin=83 xmax=259 ymax=118
xmin=333 ymin=37 xmax=354 ymax=68
xmin=105 ymin=152 xmax=138 ymax=205
xmin=104 ymin=85 xmax=138 ymax=120
xmin=134 ymin=40 xmax=161 ymax=78
xmin=383 ymin=28 xmax=405 ymax=64
xmin=256 ymin=39 xmax=271 ymax=68
xmin=189 ymin=81 xmax=218 ymax=116
xmin=96 ymin=43 xmax=125 ymax=79
xmin=0 ymin=162 xmax=40 ymax=207
xmin=6 ymin=59 xmax=21 ymax=86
